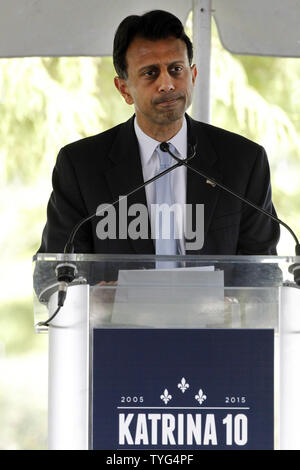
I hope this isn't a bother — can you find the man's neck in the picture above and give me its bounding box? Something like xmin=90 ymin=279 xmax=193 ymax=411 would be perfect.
xmin=135 ymin=115 xmax=184 ymax=142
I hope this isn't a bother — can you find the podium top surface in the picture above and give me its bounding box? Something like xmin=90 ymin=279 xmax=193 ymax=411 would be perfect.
xmin=33 ymin=254 xmax=299 ymax=300
xmin=33 ymin=253 xmax=299 ymax=263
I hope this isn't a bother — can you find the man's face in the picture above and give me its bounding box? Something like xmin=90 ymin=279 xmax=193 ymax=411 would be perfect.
xmin=115 ymin=36 xmax=197 ymax=130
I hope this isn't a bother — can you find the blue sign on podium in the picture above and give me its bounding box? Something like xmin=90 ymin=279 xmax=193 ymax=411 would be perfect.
xmin=92 ymin=329 xmax=274 ymax=450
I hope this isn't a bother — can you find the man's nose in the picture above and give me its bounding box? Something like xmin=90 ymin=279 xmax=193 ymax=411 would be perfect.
xmin=157 ymin=70 xmax=175 ymax=93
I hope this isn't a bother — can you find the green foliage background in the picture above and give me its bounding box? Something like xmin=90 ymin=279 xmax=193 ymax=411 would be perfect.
xmin=0 ymin=19 xmax=300 ymax=449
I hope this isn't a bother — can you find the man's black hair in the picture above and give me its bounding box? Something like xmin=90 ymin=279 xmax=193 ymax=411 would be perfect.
xmin=113 ymin=10 xmax=193 ymax=79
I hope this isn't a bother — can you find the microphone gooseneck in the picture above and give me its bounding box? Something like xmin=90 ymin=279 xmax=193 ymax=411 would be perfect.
xmin=160 ymin=141 xmax=300 ymax=285
xmin=47 ymin=137 xmax=300 ymax=329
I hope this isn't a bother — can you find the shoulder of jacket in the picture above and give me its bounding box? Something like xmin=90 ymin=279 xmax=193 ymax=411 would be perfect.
xmin=54 ymin=118 xmax=134 ymax=170
xmin=191 ymin=118 xmax=261 ymax=150
xmin=61 ymin=121 xmax=125 ymax=155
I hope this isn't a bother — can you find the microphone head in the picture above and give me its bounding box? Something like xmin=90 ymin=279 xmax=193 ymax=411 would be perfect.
xmin=188 ymin=137 xmax=197 ymax=157
xmin=294 ymin=266 xmax=300 ymax=286
xmin=288 ymin=262 xmax=300 ymax=286
xmin=160 ymin=142 xmax=169 ymax=152
xmin=55 ymin=263 xmax=77 ymax=283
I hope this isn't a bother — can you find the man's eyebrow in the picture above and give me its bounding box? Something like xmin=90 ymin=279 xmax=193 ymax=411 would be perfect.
xmin=137 ymin=60 xmax=185 ymax=73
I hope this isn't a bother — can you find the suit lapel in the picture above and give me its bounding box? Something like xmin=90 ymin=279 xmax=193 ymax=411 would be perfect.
xmin=104 ymin=116 xmax=155 ymax=254
xmin=186 ymin=115 xmax=223 ymax=253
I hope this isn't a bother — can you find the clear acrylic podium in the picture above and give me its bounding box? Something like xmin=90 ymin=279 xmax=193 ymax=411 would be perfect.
xmin=33 ymin=254 xmax=300 ymax=450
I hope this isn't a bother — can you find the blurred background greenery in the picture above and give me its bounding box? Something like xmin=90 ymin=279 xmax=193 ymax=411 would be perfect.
xmin=0 ymin=16 xmax=300 ymax=449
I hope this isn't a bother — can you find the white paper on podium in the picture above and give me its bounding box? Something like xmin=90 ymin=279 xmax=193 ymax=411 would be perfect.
xmin=111 ymin=267 xmax=224 ymax=328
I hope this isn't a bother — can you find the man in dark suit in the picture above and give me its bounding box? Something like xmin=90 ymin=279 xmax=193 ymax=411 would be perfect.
xmin=38 ymin=10 xmax=279 ymax=256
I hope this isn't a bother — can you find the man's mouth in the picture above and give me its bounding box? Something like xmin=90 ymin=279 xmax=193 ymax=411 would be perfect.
xmin=154 ymin=93 xmax=184 ymax=106
xmin=157 ymin=98 xmax=179 ymax=107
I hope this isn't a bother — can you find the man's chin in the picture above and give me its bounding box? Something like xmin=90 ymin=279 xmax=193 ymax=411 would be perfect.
xmin=153 ymin=109 xmax=185 ymax=125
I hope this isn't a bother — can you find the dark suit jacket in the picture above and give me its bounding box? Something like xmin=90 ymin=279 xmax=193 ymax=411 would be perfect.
xmin=38 ymin=114 xmax=280 ymax=255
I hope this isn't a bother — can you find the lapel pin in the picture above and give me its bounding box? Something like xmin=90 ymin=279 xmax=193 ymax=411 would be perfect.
xmin=206 ymin=179 xmax=216 ymax=188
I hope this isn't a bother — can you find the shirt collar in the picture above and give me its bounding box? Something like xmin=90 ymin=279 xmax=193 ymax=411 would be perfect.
xmin=134 ymin=115 xmax=187 ymax=168
xmin=169 ymin=117 xmax=187 ymax=159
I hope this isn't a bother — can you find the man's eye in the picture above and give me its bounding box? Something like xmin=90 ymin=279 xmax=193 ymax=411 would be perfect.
xmin=171 ymin=66 xmax=183 ymax=73
xmin=144 ymin=70 xmax=157 ymax=77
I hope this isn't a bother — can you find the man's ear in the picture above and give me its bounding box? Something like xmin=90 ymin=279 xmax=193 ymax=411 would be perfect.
xmin=114 ymin=77 xmax=134 ymax=105
xmin=191 ymin=64 xmax=197 ymax=85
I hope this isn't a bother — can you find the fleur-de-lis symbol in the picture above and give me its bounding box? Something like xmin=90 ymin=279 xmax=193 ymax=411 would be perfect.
xmin=195 ymin=389 xmax=207 ymax=405
xmin=160 ymin=389 xmax=172 ymax=405
xmin=178 ymin=377 xmax=190 ymax=393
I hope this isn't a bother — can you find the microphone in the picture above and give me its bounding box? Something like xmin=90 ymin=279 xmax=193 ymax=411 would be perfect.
xmin=160 ymin=142 xmax=300 ymax=286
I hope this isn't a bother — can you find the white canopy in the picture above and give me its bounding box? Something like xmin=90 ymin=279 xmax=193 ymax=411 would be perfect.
xmin=1 ymin=0 xmax=300 ymax=57
xmin=1 ymin=0 xmax=300 ymax=121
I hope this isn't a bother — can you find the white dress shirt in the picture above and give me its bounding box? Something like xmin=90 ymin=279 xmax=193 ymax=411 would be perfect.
xmin=134 ymin=116 xmax=187 ymax=254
